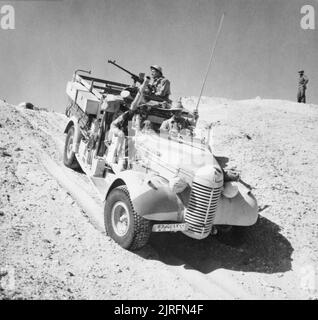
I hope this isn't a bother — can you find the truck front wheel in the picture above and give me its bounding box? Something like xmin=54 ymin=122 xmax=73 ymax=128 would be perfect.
xmin=104 ymin=186 xmax=152 ymax=250
xmin=64 ymin=126 xmax=80 ymax=169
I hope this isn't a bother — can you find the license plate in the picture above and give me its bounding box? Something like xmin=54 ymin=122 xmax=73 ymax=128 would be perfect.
xmin=152 ymin=223 xmax=188 ymax=233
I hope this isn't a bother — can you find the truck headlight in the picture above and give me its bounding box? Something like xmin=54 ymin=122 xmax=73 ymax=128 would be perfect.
xmin=222 ymin=181 xmax=239 ymax=198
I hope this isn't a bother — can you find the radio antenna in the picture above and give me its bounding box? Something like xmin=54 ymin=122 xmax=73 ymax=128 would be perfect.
xmin=195 ymin=13 xmax=225 ymax=114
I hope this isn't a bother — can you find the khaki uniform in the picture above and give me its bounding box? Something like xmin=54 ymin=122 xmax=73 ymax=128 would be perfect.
xmin=160 ymin=116 xmax=191 ymax=133
xmin=107 ymin=110 xmax=136 ymax=165
xmin=150 ymin=76 xmax=171 ymax=101
xmin=297 ymin=74 xmax=309 ymax=103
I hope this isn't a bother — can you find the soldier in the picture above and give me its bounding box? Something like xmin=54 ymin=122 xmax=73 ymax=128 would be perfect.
xmin=297 ymin=70 xmax=309 ymax=103
xmin=160 ymin=102 xmax=197 ymax=136
xmin=107 ymin=108 xmax=139 ymax=170
xmin=160 ymin=106 xmax=184 ymax=134
xmin=148 ymin=65 xmax=171 ymax=101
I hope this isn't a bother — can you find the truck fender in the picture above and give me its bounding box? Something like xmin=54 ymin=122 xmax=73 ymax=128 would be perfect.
xmin=213 ymin=182 xmax=258 ymax=226
xmin=105 ymin=171 xmax=184 ymax=222
xmin=64 ymin=116 xmax=81 ymax=153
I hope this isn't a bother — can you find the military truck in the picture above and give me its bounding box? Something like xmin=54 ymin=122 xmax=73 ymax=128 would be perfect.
xmin=63 ymin=68 xmax=258 ymax=250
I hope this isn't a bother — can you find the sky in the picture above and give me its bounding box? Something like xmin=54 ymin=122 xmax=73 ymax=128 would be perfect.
xmin=0 ymin=0 xmax=317 ymax=112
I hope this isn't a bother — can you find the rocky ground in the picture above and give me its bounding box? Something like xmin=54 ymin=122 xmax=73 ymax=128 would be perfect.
xmin=0 ymin=98 xmax=317 ymax=300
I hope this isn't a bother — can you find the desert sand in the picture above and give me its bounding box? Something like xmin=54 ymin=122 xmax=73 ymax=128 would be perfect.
xmin=0 ymin=97 xmax=317 ymax=299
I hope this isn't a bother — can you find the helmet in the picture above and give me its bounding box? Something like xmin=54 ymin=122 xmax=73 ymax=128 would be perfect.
xmin=150 ymin=65 xmax=163 ymax=75
xmin=298 ymin=70 xmax=304 ymax=74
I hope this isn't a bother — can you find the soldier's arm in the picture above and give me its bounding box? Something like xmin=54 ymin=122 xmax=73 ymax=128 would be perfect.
xmin=304 ymin=76 xmax=309 ymax=84
xmin=111 ymin=111 xmax=129 ymax=129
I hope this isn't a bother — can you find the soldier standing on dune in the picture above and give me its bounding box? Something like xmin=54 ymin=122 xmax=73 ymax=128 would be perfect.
xmin=297 ymin=70 xmax=309 ymax=103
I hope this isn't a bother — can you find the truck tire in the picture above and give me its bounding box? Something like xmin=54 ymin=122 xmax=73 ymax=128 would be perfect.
xmin=104 ymin=185 xmax=152 ymax=250
xmin=64 ymin=126 xmax=80 ymax=169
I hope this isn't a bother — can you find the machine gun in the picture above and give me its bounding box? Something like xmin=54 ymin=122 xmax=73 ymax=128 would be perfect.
xmin=108 ymin=59 xmax=145 ymax=85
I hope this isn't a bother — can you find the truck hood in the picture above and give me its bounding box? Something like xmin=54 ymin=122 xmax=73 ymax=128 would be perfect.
xmin=134 ymin=132 xmax=220 ymax=177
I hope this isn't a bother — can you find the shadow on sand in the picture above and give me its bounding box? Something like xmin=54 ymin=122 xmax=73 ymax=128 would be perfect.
xmin=138 ymin=213 xmax=293 ymax=275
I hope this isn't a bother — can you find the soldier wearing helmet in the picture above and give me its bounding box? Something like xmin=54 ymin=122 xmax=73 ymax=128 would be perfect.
xmin=148 ymin=65 xmax=171 ymax=101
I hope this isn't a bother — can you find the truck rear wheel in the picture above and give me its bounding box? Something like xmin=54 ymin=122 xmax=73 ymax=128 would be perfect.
xmin=104 ymin=186 xmax=152 ymax=250
xmin=64 ymin=126 xmax=80 ymax=169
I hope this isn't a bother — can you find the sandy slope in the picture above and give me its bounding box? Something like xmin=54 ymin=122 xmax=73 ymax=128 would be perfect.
xmin=0 ymin=102 xmax=207 ymax=300
xmin=0 ymin=98 xmax=317 ymax=300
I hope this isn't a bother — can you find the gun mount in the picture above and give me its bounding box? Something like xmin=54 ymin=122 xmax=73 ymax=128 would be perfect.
xmin=108 ymin=59 xmax=145 ymax=85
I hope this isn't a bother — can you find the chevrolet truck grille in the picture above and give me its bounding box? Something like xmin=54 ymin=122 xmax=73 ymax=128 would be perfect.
xmin=184 ymin=182 xmax=222 ymax=239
